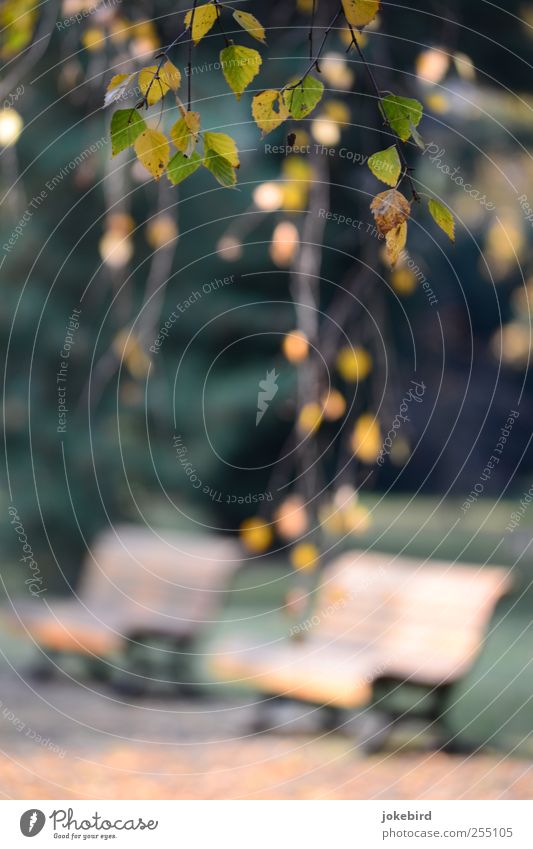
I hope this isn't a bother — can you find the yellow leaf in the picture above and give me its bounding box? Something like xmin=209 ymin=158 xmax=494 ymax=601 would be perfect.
xmin=233 ymin=10 xmax=266 ymax=44
xmin=252 ymin=89 xmax=289 ymax=135
xmin=367 ymin=145 xmax=401 ymax=187
xmin=275 ymin=495 xmax=309 ymax=541
xmin=282 ymin=330 xmax=309 ymax=363
xmin=385 ymin=220 xmax=408 ymax=268
xmin=82 ymin=27 xmax=105 ymax=51
xmin=220 ymin=44 xmax=262 ymax=100
xmin=145 ymin=215 xmax=178 ymax=248
xmin=104 ymin=73 xmax=134 ymax=107
xmin=240 ymin=517 xmax=273 ymax=552
xmin=336 ymin=346 xmax=372 ymax=382
xmin=321 ymin=389 xmax=346 ymax=421
xmin=290 ymin=543 xmax=319 ymax=572
xmin=170 ymin=111 xmax=200 ymax=155
xmin=113 ymin=330 xmax=151 ymax=378
xmin=297 ymin=402 xmax=323 ymax=435
xmin=138 ymin=66 xmax=169 ymax=105
xmin=428 ymin=198 xmax=455 ymax=242
xmin=341 ymin=0 xmax=380 ymax=28
xmin=370 ymin=188 xmax=411 ymax=235
xmin=203 ymin=131 xmax=239 ymax=167
xmin=351 ymin=413 xmax=382 ymax=464
xmin=391 ymin=267 xmax=417 ymax=295
xmin=134 ymin=129 xmax=170 ymax=180
xmin=185 ymin=3 xmax=218 ymax=45
xmin=160 ymin=59 xmax=181 ymax=91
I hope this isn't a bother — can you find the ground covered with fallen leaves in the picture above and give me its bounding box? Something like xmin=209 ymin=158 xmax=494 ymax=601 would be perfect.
xmin=0 ymin=666 xmax=532 ymax=799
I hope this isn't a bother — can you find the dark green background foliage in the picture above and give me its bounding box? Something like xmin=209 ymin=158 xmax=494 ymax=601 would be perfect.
xmin=1 ymin=0 xmax=532 ymax=590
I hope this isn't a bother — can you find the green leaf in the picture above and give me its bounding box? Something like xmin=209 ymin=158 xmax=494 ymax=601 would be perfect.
xmin=220 ymin=44 xmax=262 ymax=100
xmin=203 ymin=131 xmax=239 ymax=167
xmin=167 ymin=151 xmax=202 ymax=185
xmin=283 ymin=75 xmax=324 ymax=119
xmin=203 ymin=150 xmax=237 ymax=187
xmin=382 ymin=95 xmax=423 ymax=142
xmin=428 ymin=198 xmax=455 ymax=242
xmin=110 ymin=109 xmax=146 ymax=156
xmin=409 ymin=120 xmax=425 ymax=150
xmin=367 ymin=145 xmax=401 ymax=187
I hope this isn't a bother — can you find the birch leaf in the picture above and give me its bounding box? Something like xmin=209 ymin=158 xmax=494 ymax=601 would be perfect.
xmin=134 ymin=129 xmax=170 ymax=179
xmin=428 ymin=198 xmax=455 ymax=241
xmin=220 ymin=44 xmax=262 ymax=100
xmin=185 ymin=4 xmax=218 ymax=45
xmin=233 ymin=10 xmax=266 ymax=43
xmin=367 ymin=145 xmax=401 ymax=187
xmin=252 ymin=89 xmax=289 ymax=135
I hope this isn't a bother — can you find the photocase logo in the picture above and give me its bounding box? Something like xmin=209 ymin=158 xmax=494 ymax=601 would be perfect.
xmin=20 ymin=809 xmax=46 ymax=837
xmin=256 ymin=368 xmax=279 ymax=425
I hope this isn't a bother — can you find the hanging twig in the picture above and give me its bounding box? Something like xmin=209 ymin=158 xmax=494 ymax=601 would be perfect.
xmin=344 ymin=17 xmax=420 ymax=202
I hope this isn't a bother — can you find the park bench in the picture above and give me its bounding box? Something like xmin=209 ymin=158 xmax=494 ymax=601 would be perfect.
xmin=3 ymin=525 xmax=242 ymax=692
xmin=210 ymin=550 xmax=511 ymax=750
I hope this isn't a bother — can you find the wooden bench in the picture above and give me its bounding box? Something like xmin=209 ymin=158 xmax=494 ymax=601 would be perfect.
xmin=210 ymin=550 xmax=511 ymax=747
xmin=3 ymin=525 xmax=242 ymax=690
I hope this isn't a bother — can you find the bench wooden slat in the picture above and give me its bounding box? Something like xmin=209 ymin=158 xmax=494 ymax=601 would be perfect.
xmin=4 ymin=527 xmax=242 ymax=656
xmin=211 ymin=550 xmax=511 ymax=708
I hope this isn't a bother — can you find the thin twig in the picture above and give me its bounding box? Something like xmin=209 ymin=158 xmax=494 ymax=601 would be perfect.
xmin=187 ymin=0 xmax=199 ymax=109
xmin=309 ymin=0 xmax=317 ymax=60
xmin=213 ymin=0 xmax=230 ymax=46
xmin=138 ymin=27 xmax=189 ymax=109
xmin=283 ymin=8 xmax=341 ymax=92
xmin=344 ymin=17 xmax=420 ymax=201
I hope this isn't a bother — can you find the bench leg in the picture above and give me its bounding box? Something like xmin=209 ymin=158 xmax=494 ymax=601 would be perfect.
xmin=27 ymin=650 xmax=61 ymax=682
xmin=319 ymin=705 xmax=343 ymax=732
xmin=248 ymin=696 xmax=285 ymax=733
xmin=344 ymin=709 xmax=396 ymax=755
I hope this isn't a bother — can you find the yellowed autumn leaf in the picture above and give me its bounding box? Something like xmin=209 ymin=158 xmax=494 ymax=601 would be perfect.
xmin=341 ymin=0 xmax=380 ymax=28
xmin=233 ymin=10 xmax=266 ymax=43
xmin=297 ymin=402 xmax=323 ymax=435
xmin=185 ymin=3 xmax=218 ymax=45
xmin=160 ymin=59 xmax=181 ymax=91
xmin=239 ymin=517 xmax=273 ymax=552
xmin=351 ymin=413 xmax=382 ymax=463
xmin=370 ymin=188 xmax=411 ymax=235
xmin=105 ymin=73 xmax=134 ymax=108
xmin=252 ymin=89 xmax=289 ymax=135
xmin=290 ymin=542 xmax=319 ymax=572
xmin=170 ymin=111 xmax=200 ymax=156
xmin=138 ymin=66 xmax=169 ymax=105
xmin=134 ymin=129 xmax=170 ymax=179
xmin=336 ymin=346 xmax=372 ymax=382
xmin=385 ymin=221 xmax=408 ymax=268
xmin=113 ymin=330 xmax=151 ymax=378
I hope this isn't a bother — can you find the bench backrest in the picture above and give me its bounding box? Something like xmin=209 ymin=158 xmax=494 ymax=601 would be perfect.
xmin=79 ymin=526 xmax=242 ymax=622
xmin=315 ymin=550 xmax=511 ymax=684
